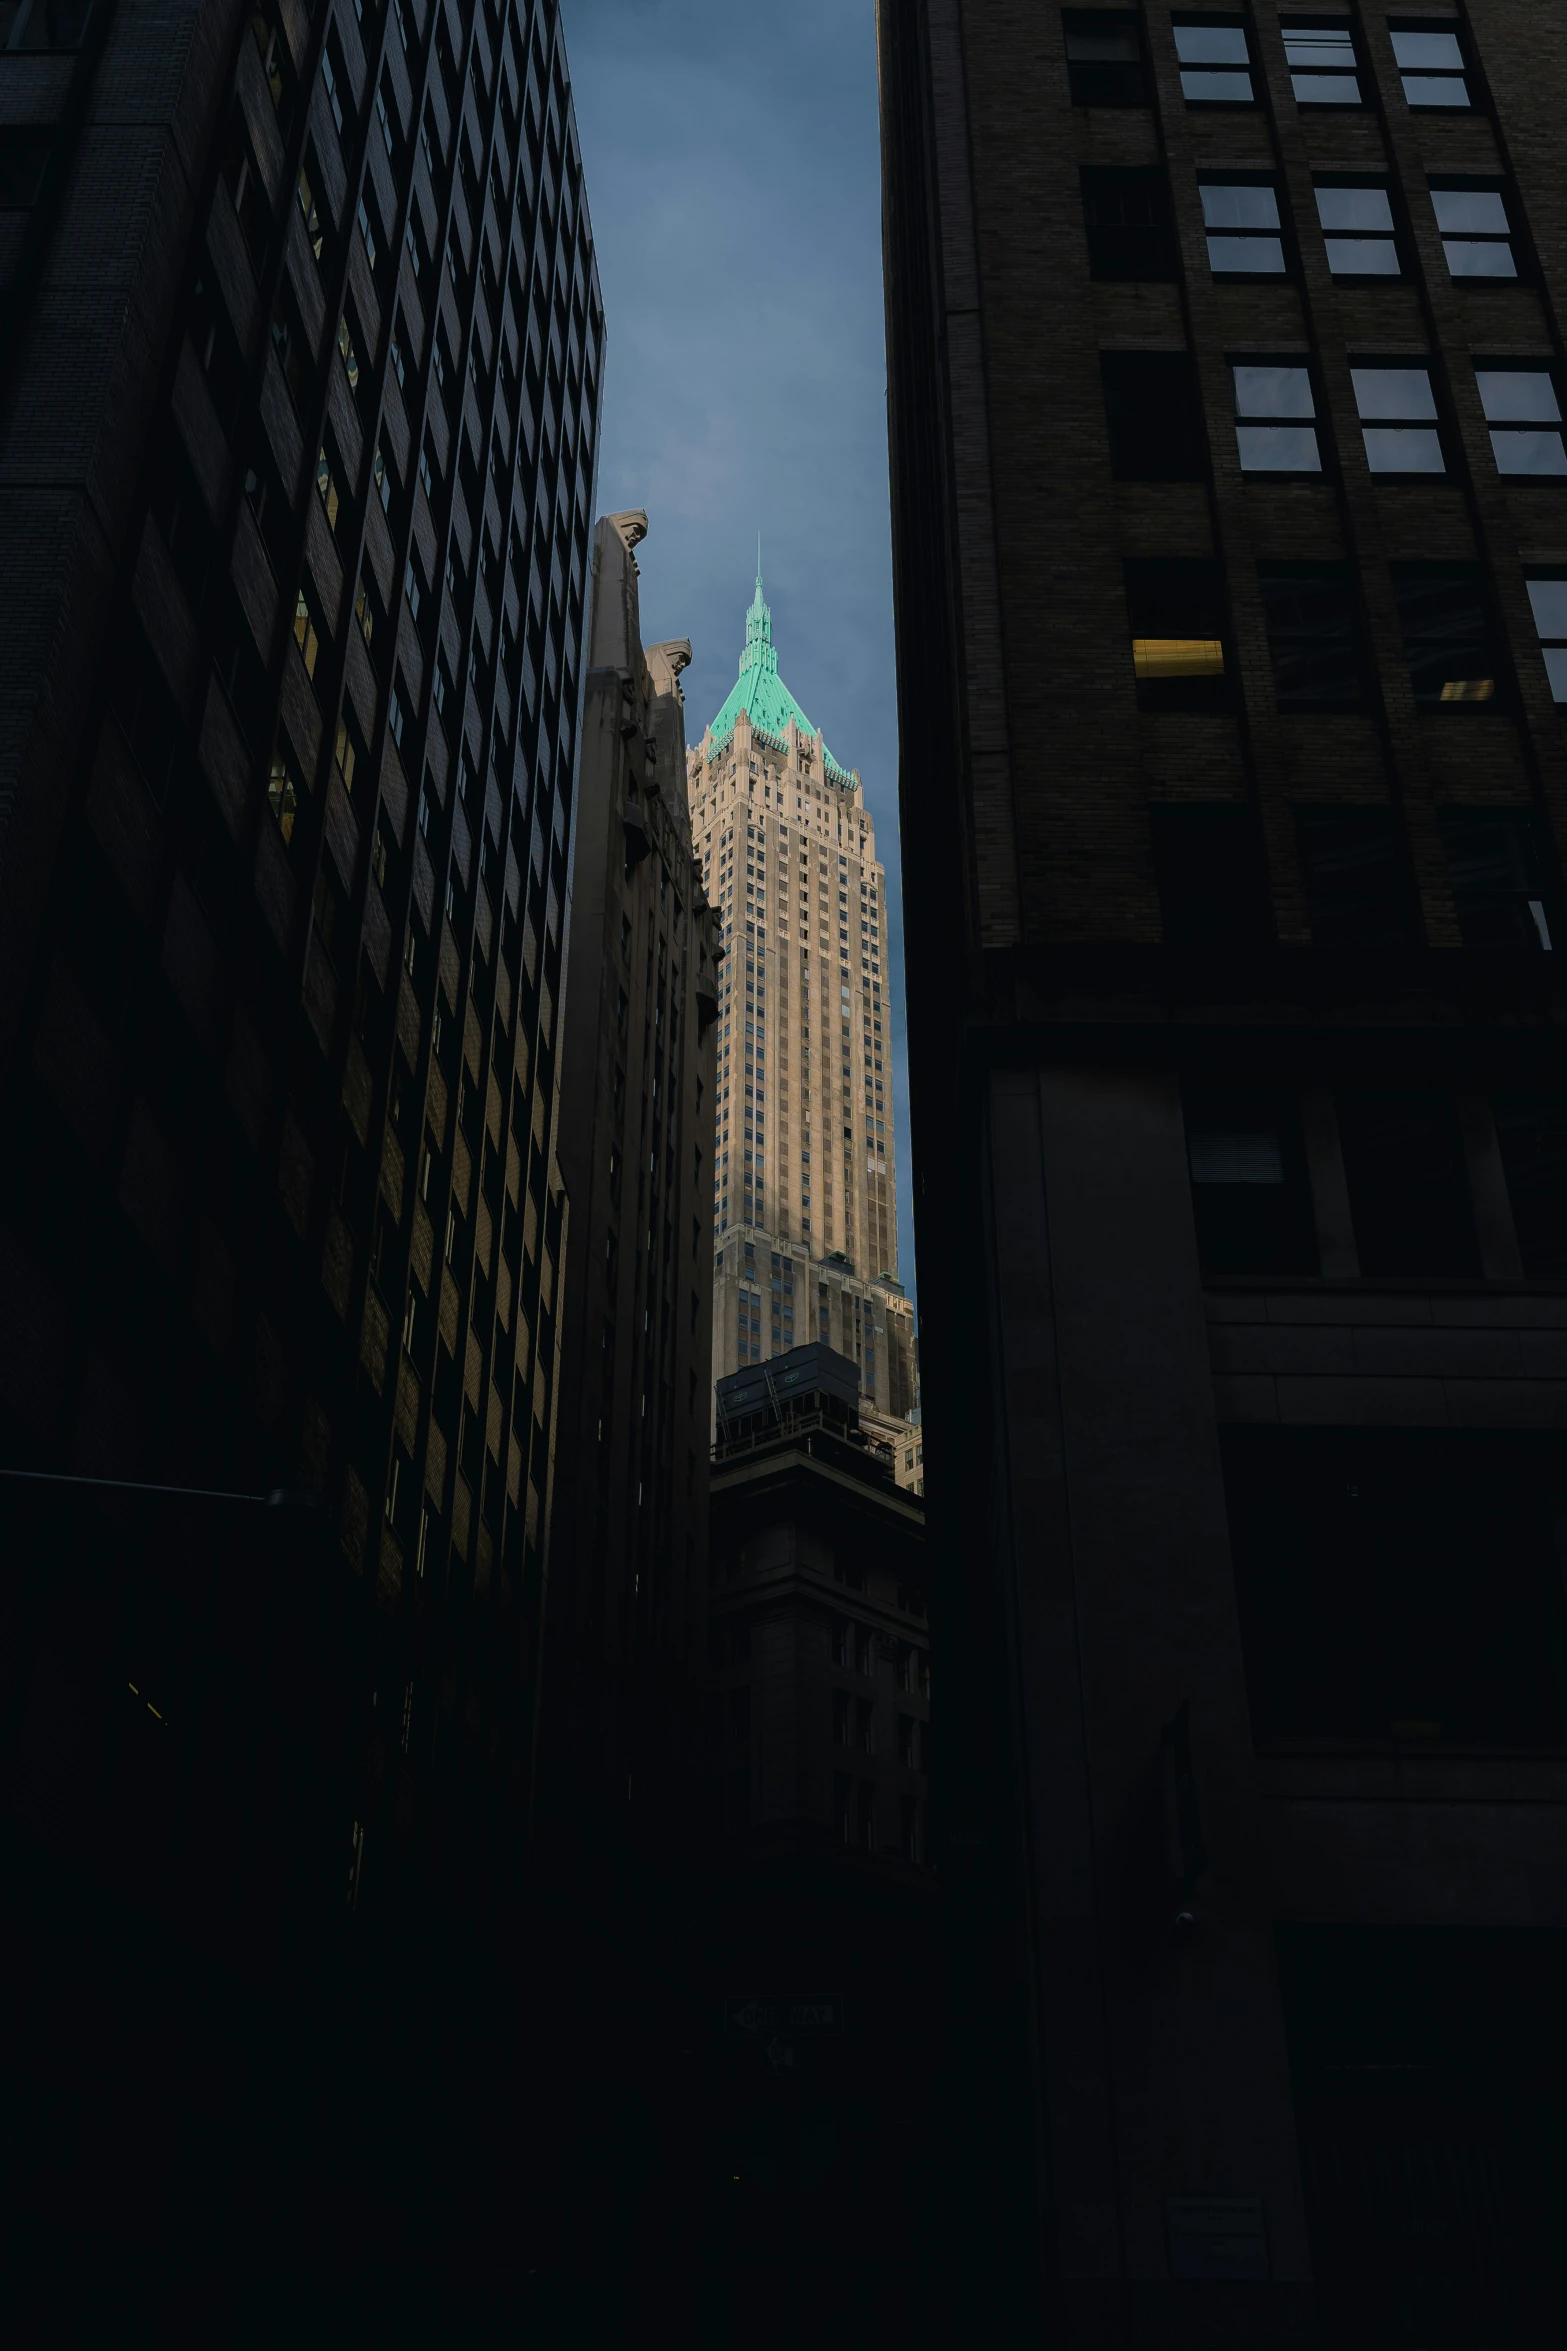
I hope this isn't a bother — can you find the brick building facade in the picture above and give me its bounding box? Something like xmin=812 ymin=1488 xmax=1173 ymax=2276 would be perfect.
xmin=879 ymin=5 xmax=1567 ymax=2342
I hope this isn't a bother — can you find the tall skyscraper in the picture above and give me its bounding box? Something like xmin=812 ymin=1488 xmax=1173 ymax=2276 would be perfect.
xmin=881 ymin=3 xmax=1567 ymax=2343
xmin=688 ymin=570 xmax=916 ymax=1419
xmin=544 ymin=509 xmax=718 ymax=1839
xmin=0 ymin=0 xmax=603 ymax=1902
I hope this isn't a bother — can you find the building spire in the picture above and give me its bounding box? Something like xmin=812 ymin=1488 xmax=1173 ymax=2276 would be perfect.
xmin=742 ymin=554 xmax=777 ymax=680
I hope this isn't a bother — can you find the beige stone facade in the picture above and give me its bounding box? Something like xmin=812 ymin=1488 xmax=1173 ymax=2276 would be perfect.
xmin=688 ymin=580 xmax=914 ymax=1420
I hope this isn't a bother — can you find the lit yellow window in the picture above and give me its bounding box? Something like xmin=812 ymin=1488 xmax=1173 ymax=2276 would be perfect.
xmin=1132 ymin=637 xmax=1226 ymax=680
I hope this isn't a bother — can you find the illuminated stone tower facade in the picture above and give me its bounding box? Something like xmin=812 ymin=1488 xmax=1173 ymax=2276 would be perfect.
xmin=688 ymin=571 xmax=914 ymax=1419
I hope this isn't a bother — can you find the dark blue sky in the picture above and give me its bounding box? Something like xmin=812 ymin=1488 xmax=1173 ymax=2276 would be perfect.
xmin=561 ymin=0 xmax=918 ymax=1318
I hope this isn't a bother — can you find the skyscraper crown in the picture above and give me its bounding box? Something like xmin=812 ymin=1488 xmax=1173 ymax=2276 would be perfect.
xmin=705 ymin=559 xmax=844 ymax=768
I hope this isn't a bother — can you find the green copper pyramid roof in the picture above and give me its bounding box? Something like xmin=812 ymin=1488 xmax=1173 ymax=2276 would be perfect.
xmin=705 ymin=566 xmax=847 ymax=775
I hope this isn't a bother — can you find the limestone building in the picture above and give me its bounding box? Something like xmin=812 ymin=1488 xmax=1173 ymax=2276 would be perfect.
xmin=543 ymin=510 xmax=719 ymax=1837
xmin=687 ymin=570 xmax=916 ymax=1419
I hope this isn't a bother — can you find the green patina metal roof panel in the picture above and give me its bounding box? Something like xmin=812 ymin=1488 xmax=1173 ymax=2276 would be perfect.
xmin=705 ymin=569 xmax=846 ymax=773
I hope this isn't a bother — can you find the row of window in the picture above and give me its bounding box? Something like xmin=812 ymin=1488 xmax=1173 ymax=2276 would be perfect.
xmin=1084 ymin=160 xmax=1538 ymax=298
xmin=1155 ymin=799 xmax=1561 ymax=958
xmin=0 ymin=0 xmax=92 ymax=55
xmin=1124 ymin=552 xmax=1564 ymax=718
xmin=830 ymin=1778 xmax=925 ymax=1864
xmin=1224 ymin=1429 xmax=1567 ymax=1749
xmin=1066 ymin=12 xmax=1480 ymax=114
xmin=1186 ymin=1078 xmax=1567 ymax=1284
xmin=1202 ymin=176 xmax=1523 ymax=285
xmin=830 ymin=1689 xmax=927 ymax=1770
xmin=1106 ymin=343 xmax=1564 ymax=497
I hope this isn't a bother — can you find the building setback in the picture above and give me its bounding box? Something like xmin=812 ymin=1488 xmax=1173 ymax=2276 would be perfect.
xmin=880 ymin=3 xmax=1567 ymax=2344
xmin=709 ymin=1343 xmax=929 ymax=1859
xmin=543 ymin=509 xmax=719 ymax=1836
xmin=0 ymin=0 xmax=602 ymax=1913
xmin=689 ymin=572 xmax=917 ymax=1419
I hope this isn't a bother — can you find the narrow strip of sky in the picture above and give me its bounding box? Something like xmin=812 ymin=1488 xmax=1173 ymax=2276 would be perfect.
xmin=562 ymin=0 xmax=917 ymax=1321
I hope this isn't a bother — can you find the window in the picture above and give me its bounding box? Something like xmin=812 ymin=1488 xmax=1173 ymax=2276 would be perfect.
xmin=1062 ymin=9 xmax=1146 ymax=106
xmin=1259 ymin=565 xmax=1363 ymax=709
xmin=315 ymin=444 xmax=340 ymax=530
xmin=1125 ymin=560 xmax=1229 ymax=710
xmin=1390 ymin=24 xmax=1470 ymax=109
xmin=1173 ymin=18 xmax=1253 ymax=103
xmin=1439 ymin=810 xmax=1555 ymax=952
xmin=2 ymin=3 xmax=96 ymax=50
xmin=267 ymin=740 xmax=304 ymax=846
xmin=1223 ymin=1430 xmax=1567 ymax=1746
xmin=1184 ymin=1088 xmax=1318 ymax=1275
xmin=296 ymin=159 xmax=324 ymax=264
xmin=1295 ymin=807 xmax=1419 ymax=947
xmin=1337 ymin=1091 xmax=1479 ymax=1277
xmin=1233 ymin=364 xmax=1322 ymax=472
xmin=1431 ymin=184 xmax=1517 ymax=279
xmin=107 ymin=624 xmax=180 ymax=805
xmin=334 ymin=712 xmax=360 ymax=794
xmin=372 ymin=443 xmax=392 ymax=514
xmin=313 ymin=864 xmax=342 ymax=962
xmin=1525 ymin=575 xmax=1567 ymax=703
xmin=1476 ymin=368 xmax=1566 ymax=478
xmin=1283 ymin=20 xmax=1361 ymax=104
xmin=1352 ymin=366 xmax=1444 ymax=475
xmin=320 ymin=34 xmax=346 ymax=134
xmin=1315 ymin=183 xmax=1399 ymax=276
xmin=270 ymin=284 xmax=310 ymax=410
xmin=292 ymin=584 xmax=321 ymax=678
xmin=188 ymin=271 xmax=245 ymax=431
xmin=1080 ymin=166 xmax=1175 ymax=281
xmin=0 ymin=124 xmax=51 ymax=208
xmin=337 ymin=312 xmax=360 ymax=397
xmin=1202 ymin=181 xmax=1286 ymax=275
xmin=1492 ymin=1094 xmax=1567 ymax=1274
xmin=1391 ymin=564 xmax=1500 ymax=708
xmin=220 ymin=108 xmax=270 ymax=271
xmin=1100 ymin=352 xmax=1207 ymax=480
xmin=356 ymin=192 xmax=378 ymax=272
xmin=1151 ymin=804 xmax=1272 ymax=948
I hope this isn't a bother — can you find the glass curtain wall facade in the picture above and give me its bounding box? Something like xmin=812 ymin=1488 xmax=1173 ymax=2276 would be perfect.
xmin=0 ymin=0 xmax=602 ymax=1903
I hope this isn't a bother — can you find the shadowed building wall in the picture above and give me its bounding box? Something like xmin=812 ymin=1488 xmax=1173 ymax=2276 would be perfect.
xmin=878 ymin=3 xmax=1567 ymax=2343
xmin=543 ymin=508 xmax=718 ymax=1839
xmin=0 ymin=0 xmax=603 ymax=1921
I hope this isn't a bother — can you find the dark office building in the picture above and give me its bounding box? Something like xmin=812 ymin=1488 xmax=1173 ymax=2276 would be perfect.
xmin=879 ymin=5 xmax=1567 ymax=2343
xmin=543 ymin=510 xmax=719 ymax=1841
xmin=0 ymin=0 xmax=602 ymax=1921
xmin=702 ymin=1343 xmax=937 ymax=2339
xmin=709 ymin=1342 xmax=930 ymax=1858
